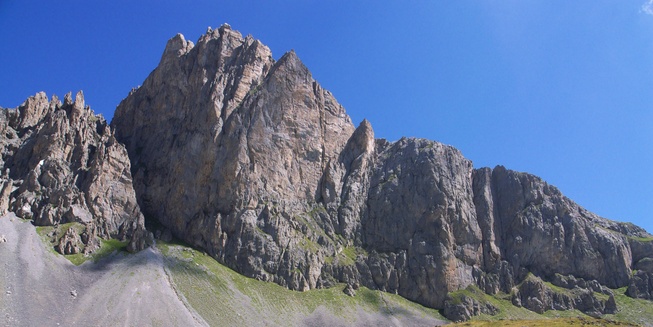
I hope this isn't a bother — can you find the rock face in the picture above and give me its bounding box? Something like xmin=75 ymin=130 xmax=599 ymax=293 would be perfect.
xmin=627 ymin=239 xmax=653 ymax=300
xmin=0 ymin=91 xmax=147 ymax=253
xmin=111 ymin=24 xmax=653 ymax=321
xmin=113 ymin=25 xmax=355 ymax=290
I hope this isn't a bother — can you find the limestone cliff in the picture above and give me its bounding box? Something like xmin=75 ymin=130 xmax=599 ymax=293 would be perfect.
xmin=111 ymin=24 xmax=652 ymax=321
xmin=113 ymin=24 xmax=355 ymax=290
xmin=0 ymin=91 xmax=148 ymax=253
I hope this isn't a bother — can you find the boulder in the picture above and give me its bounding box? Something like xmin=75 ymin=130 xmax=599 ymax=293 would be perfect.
xmin=56 ymin=227 xmax=82 ymax=255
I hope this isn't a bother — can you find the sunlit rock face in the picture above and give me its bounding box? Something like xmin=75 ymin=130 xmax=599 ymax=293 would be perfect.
xmin=111 ymin=24 xmax=653 ymax=318
xmin=113 ymin=25 xmax=356 ymax=291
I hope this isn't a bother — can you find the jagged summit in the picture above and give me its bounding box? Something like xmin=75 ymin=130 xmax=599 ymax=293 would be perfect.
xmin=161 ymin=33 xmax=194 ymax=62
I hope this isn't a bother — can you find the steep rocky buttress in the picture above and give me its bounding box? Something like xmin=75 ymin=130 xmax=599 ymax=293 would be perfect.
xmin=113 ymin=25 xmax=356 ymax=291
xmin=15 ymin=23 xmax=642 ymax=322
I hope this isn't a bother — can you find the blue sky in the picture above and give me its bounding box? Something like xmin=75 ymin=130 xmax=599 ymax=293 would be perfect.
xmin=1 ymin=1 xmax=652 ymax=233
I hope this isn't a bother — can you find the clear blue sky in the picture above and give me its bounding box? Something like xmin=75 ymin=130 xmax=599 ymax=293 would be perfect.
xmin=1 ymin=1 xmax=651 ymax=233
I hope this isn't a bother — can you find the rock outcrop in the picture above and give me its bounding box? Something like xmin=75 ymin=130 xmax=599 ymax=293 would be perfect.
xmin=442 ymin=286 xmax=498 ymax=322
xmin=0 ymin=91 xmax=148 ymax=253
xmin=474 ymin=166 xmax=638 ymax=288
xmin=511 ymin=274 xmax=616 ymax=317
xmin=108 ymin=24 xmax=653 ymax=322
xmin=627 ymin=238 xmax=653 ymax=300
xmin=56 ymin=227 xmax=83 ymax=255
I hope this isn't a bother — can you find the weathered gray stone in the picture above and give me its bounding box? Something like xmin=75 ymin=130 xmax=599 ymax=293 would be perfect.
xmin=0 ymin=171 xmax=12 ymax=215
xmin=361 ymin=138 xmax=482 ymax=308
xmin=512 ymin=274 xmax=615 ymax=316
xmin=627 ymin=270 xmax=653 ymax=300
xmin=605 ymin=294 xmax=618 ymax=314
xmin=0 ymin=91 xmax=147 ymax=254
xmin=551 ymin=274 xmax=612 ymax=295
xmin=113 ymin=25 xmax=355 ymax=291
xmin=343 ymin=283 xmax=356 ymax=297
xmin=442 ymin=289 xmax=498 ymax=322
xmin=474 ymin=166 xmax=634 ymax=289
xmin=56 ymin=227 xmax=82 ymax=255
xmin=635 ymin=257 xmax=653 ymax=273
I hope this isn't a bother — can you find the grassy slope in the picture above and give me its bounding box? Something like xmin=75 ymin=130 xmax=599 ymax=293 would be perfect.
xmin=158 ymin=241 xmax=653 ymax=326
xmin=158 ymin=242 xmax=448 ymax=326
xmin=28 ymin=225 xmax=653 ymax=326
xmin=446 ymin=283 xmax=653 ymax=326
xmin=603 ymin=287 xmax=653 ymax=327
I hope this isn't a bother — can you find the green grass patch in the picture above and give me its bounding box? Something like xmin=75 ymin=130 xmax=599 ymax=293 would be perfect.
xmin=35 ymin=225 xmax=58 ymax=254
xmin=342 ymin=246 xmax=366 ymax=261
xmin=448 ymin=285 xmax=487 ymax=305
xmin=157 ymin=237 xmax=653 ymax=327
xmin=327 ymin=246 xmax=367 ymax=266
xmin=628 ymin=236 xmax=653 ymax=242
xmin=35 ymin=223 xmax=128 ymax=265
xmin=294 ymin=206 xmax=331 ymax=240
xmin=61 ymin=238 xmax=129 ymax=266
xmin=456 ymin=282 xmax=653 ymax=325
xmin=36 ymin=223 xmax=84 ymax=256
xmin=542 ymin=280 xmax=573 ymax=296
xmin=298 ymin=236 xmax=320 ymax=253
xmin=379 ymin=173 xmax=398 ymax=187
xmin=444 ymin=280 xmax=587 ymax=322
xmin=65 ymin=252 xmax=89 ymax=266
xmin=444 ymin=285 xmax=547 ymax=322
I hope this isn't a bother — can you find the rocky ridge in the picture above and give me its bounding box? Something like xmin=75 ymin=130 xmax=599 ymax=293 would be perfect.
xmin=111 ymin=24 xmax=653 ymax=321
xmin=0 ymin=91 xmax=148 ymax=253
xmin=1 ymin=23 xmax=650 ymax=323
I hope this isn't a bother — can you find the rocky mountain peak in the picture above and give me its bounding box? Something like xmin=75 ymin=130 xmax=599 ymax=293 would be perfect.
xmin=10 ymin=91 xmax=50 ymax=130
xmin=112 ymin=26 xmax=358 ymax=287
xmin=347 ymin=119 xmax=375 ymax=157
xmin=161 ymin=33 xmax=193 ymax=63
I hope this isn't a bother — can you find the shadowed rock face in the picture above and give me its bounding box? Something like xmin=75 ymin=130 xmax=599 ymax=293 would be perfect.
xmin=112 ymin=24 xmax=653 ymax=319
xmin=0 ymin=91 xmax=147 ymax=252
